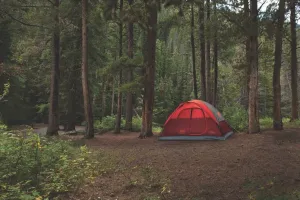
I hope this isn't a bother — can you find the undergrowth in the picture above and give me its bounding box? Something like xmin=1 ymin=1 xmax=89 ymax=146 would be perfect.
xmin=260 ymin=117 xmax=300 ymax=129
xmin=94 ymin=115 xmax=162 ymax=133
xmin=0 ymin=128 xmax=115 ymax=200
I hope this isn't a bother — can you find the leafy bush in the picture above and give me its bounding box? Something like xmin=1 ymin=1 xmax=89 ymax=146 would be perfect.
xmin=222 ymin=104 xmax=248 ymax=132
xmin=0 ymin=121 xmax=7 ymax=131
xmin=259 ymin=117 xmax=273 ymax=129
xmin=260 ymin=117 xmax=300 ymax=129
xmin=94 ymin=115 xmax=162 ymax=133
xmin=94 ymin=115 xmax=124 ymax=132
xmin=132 ymin=116 xmax=142 ymax=132
xmin=0 ymin=130 xmax=114 ymax=200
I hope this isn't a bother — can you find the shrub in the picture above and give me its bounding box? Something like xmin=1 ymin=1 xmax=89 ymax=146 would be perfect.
xmin=222 ymin=104 xmax=248 ymax=132
xmin=0 ymin=130 xmax=113 ymax=199
xmin=260 ymin=117 xmax=300 ymax=129
xmin=132 ymin=116 xmax=142 ymax=132
xmin=259 ymin=117 xmax=273 ymax=129
xmin=94 ymin=115 xmax=162 ymax=133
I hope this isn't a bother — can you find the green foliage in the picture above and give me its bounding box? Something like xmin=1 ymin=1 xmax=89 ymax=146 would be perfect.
xmin=94 ymin=115 xmax=124 ymax=132
xmin=0 ymin=130 xmax=114 ymax=199
xmin=222 ymin=103 xmax=248 ymax=132
xmin=94 ymin=115 xmax=162 ymax=133
xmin=260 ymin=117 xmax=300 ymax=129
xmin=0 ymin=122 xmax=7 ymax=131
xmin=0 ymin=82 xmax=10 ymax=101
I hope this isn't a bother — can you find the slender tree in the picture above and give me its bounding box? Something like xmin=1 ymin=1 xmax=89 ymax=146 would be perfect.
xmin=140 ymin=1 xmax=158 ymax=138
xmin=64 ymin=65 xmax=78 ymax=132
xmin=111 ymin=77 xmax=115 ymax=115
xmin=290 ymin=0 xmax=298 ymax=120
xmin=206 ymin=0 xmax=212 ymax=104
xmin=248 ymin=0 xmax=260 ymax=133
xmin=191 ymin=2 xmax=198 ymax=99
xmin=212 ymin=0 xmax=218 ymax=106
xmin=115 ymin=0 xmax=124 ymax=133
xmin=199 ymin=0 xmax=206 ymax=101
xmin=81 ymin=0 xmax=94 ymax=138
xmin=273 ymin=0 xmax=285 ymax=130
xmin=244 ymin=0 xmax=250 ymax=109
xmin=125 ymin=0 xmax=134 ymax=130
xmin=47 ymin=0 xmax=60 ymax=136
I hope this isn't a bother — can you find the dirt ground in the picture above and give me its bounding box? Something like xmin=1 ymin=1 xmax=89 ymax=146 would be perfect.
xmin=60 ymin=129 xmax=300 ymax=200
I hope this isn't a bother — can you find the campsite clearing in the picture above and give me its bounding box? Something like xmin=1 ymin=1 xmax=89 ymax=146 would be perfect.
xmin=60 ymin=128 xmax=300 ymax=200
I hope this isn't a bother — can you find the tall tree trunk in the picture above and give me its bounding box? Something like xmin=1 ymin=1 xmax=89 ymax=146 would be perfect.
xmin=212 ymin=0 xmax=218 ymax=106
xmin=244 ymin=0 xmax=250 ymax=109
xmin=199 ymin=1 xmax=206 ymax=101
xmin=101 ymin=78 xmax=107 ymax=118
xmin=140 ymin=2 xmax=157 ymax=138
xmin=125 ymin=0 xmax=134 ymax=130
xmin=206 ymin=0 xmax=212 ymax=104
xmin=290 ymin=0 xmax=298 ymax=120
xmin=81 ymin=0 xmax=94 ymax=138
xmin=191 ymin=3 xmax=198 ymax=99
xmin=111 ymin=77 xmax=115 ymax=115
xmin=273 ymin=0 xmax=285 ymax=130
xmin=64 ymin=65 xmax=78 ymax=132
xmin=248 ymin=0 xmax=260 ymax=133
xmin=47 ymin=0 xmax=60 ymax=136
xmin=115 ymin=0 xmax=123 ymax=133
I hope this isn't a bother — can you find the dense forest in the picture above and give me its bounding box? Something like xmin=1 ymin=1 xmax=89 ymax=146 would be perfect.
xmin=1 ymin=0 xmax=300 ymax=138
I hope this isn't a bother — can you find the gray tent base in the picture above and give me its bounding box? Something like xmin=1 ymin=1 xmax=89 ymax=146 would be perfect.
xmin=158 ymin=131 xmax=233 ymax=141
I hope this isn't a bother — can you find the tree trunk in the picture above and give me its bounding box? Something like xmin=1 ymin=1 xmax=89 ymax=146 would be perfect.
xmin=244 ymin=0 xmax=250 ymax=109
xmin=206 ymin=0 xmax=212 ymax=104
xmin=191 ymin=3 xmax=198 ymax=99
xmin=125 ymin=0 xmax=134 ymax=130
xmin=81 ymin=0 xmax=94 ymax=138
xmin=248 ymin=0 xmax=260 ymax=134
xmin=102 ymin=78 xmax=107 ymax=118
xmin=115 ymin=0 xmax=123 ymax=133
xmin=111 ymin=77 xmax=115 ymax=115
xmin=199 ymin=1 xmax=206 ymax=101
xmin=140 ymin=2 xmax=157 ymax=138
xmin=47 ymin=0 xmax=60 ymax=136
xmin=290 ymin=0 xmax=298 ymax=120
xmin=212 ymin=0 xmax=218 ymax=106
xmin=273 ymin=0 xmax=285 ymax=130
xmin=64 ymin=65 xmax=78 ymax=132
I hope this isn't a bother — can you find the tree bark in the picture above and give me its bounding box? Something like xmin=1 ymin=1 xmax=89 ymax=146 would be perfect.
xmin=64 ymin=65 xmax=78 ymax=132
xmin=101 ymin=78 xmax=107 ymax=118
xmin=199 ymin=1 xmax=206 ymax=101
xmin=125 ymin=0 xmax=134 ymax=130
xmin=206 ymin=0 xmax=212 ymax=104
xmin=47 ymin=0 xmax=60 ymax=136
xmin=191 ymin=3 xmax=198 ymax=99
xmin=115 ymin=0 xmax=123 ymax=133
xmin=290 ymin=0 xmax=298 ymax=120
xmin=81 ymin=0 xmax=94 ymax=138
xmin=244 ymin=0 xmax=250 ymax=109
xmin=111 ymin=77 xmax=115 ymax=115
xmin=248 ymin=0 xmax=260 ymax=133
xmin=273 ymin=0 xmax=285 ymax=130
xmin=140 ymin=2 xmax=157 ymax=138
xmin=212 ymin=0 xmax=218 ymax=106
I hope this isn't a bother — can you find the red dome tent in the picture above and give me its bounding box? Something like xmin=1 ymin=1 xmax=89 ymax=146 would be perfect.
xmin=159 ymin=100 xmax=233 ymax=141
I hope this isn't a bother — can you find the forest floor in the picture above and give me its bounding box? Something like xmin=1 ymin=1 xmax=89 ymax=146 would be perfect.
xmin=47 ymin=128 xmax=300 ymax=200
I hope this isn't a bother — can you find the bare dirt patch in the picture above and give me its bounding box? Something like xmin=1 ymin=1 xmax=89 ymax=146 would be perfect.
xmin=60 ymin=129 xmax=300 ymax=200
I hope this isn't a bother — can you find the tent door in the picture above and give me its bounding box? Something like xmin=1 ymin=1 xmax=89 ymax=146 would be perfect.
xmin=176 ymin=108 xmax=192 ymax=135
xmin=189 ymin=108 xmax=207 ymax=135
